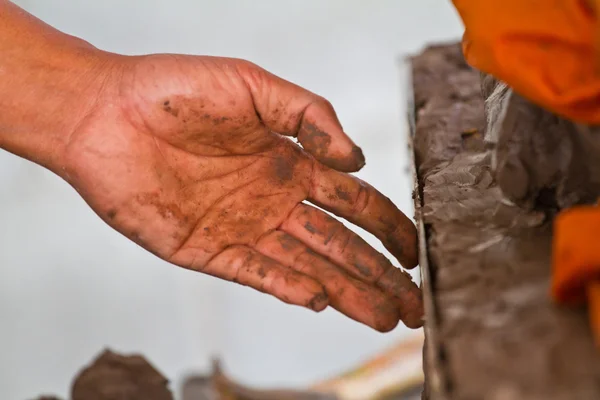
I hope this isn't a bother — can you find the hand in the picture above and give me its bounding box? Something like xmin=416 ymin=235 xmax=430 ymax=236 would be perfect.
xmin=57 ymin=54 xmax=422 ymax=331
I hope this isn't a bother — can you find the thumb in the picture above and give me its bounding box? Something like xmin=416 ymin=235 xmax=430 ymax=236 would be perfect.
xmin=236 ymin=61 xmax=366 ymax=173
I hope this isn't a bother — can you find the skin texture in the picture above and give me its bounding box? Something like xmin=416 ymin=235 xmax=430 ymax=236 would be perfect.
xmin=0 ymin=0 xmax=422 ymax=331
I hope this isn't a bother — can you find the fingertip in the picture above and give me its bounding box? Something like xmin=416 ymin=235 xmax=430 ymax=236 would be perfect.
xmin=402 ymin=308 xmax=425 ymax=329
xmin=369 ymin=296 xmax=403 ymax=333
xmin=322 ymin=145 xmax=365 ymax=173
xmin=403 ymin=254 xmax=419 ymax=270
xmin=296 ymin=101 xmax=365 ymax=173
xmin=398 ymin=287 xmax=424 ymax=329
xmin=374 ymin=316 xmax=401 ymax=333
xmin=403 ymin=314 xmax=425 ymax=329
xmin=351 ymin=145 xmax=366 ymax=171
xmin=402 ymin=298 xmax=425 ymax=329
xmin=387 ymin=222 xmax=419 ymax=270
xmin=298 ymin=122 xmax=364 ymax=173
xmin=307 ymin=291 xmax=329 ymax=312
xmin=375 ymin=267 xmax=423 ymax=329
xmin=313 ymin=150 xmax=366 ymax=173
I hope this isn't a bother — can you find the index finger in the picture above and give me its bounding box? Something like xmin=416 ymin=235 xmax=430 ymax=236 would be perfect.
xmin=307 ymin=161 xmax=418 ymax=269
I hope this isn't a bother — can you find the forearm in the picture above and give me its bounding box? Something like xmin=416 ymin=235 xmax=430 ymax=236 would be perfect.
xmin=0 ymin=0 xmax=115 ymax=172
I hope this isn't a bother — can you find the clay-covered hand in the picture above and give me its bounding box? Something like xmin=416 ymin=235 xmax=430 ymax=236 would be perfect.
xmin=58 ymin=55 xmax=422 ymax=331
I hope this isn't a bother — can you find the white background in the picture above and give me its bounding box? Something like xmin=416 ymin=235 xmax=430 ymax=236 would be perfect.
xmin=0 ymin=1 xmax=462 ymax=399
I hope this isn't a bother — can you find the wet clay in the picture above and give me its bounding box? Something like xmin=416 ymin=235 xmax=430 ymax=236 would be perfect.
xmin=410 ymin=44 xmax=600 ymax=400
xmin=71 ymin=350 xmax=173 ymax=400
xmin=482 ymin=77 xmax=600 ymax=209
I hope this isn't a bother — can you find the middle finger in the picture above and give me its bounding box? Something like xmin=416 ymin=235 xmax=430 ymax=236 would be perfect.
xmin=255 ymin=229 xmax=402 ymax=332
xmin=280 ymin=203 xmax=423 ymax=328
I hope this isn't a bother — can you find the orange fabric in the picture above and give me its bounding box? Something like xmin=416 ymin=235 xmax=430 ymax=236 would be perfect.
xmin=452 ymin=0 xmax=600 ymax=124
xmin=552 ymin=206 xmax=600 ymax=344
xmin=552 ymin=206 xmax=600 ymax=305
xmin=588 ymin=281 xmax=600 ymax=347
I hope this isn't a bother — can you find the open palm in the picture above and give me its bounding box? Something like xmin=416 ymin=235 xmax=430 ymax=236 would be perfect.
xmin=63 ymin=54 xmax=422 ymax=331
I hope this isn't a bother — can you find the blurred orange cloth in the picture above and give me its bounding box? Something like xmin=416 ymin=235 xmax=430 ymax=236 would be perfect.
xmin=552 ymin=206 xmax=600 ymax=346
xmin=452 ymin=0 xmax=600 ymax=124
xmin=553 ymin=207 xmax=600 ymax=306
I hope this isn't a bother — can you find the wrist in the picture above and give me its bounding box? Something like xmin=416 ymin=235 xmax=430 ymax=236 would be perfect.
xmin=0 ymin=46 xmax=123 ymax=173
xmin=0 ymin=1 xmax=124 ymax=174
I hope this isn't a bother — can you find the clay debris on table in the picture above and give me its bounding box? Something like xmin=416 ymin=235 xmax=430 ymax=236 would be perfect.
xmin=71 ymin=350 xmax=173 ymax=400
xmin=32 ymin=349 xmax=174 ymax=400
xmin=32 ymin=344 xmax=424 ymax=400
xmin=410 ymin=43 xmax=600 ymax=400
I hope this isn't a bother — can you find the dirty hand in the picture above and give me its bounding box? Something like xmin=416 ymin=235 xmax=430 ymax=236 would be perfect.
xmin=0 ymin=1 xmax=422 ymax=331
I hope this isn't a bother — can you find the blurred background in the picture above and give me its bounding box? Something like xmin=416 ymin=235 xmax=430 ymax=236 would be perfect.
xmin=0 ymin=1 xmax=462 ymax=399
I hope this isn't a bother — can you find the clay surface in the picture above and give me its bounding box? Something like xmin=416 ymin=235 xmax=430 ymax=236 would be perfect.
xmin=71 ymin=349 xmax=173 ymax=400
xmin=483 ymin=78 xmax=600 ymax=209
xmin=411 ymin=44 xmax=600 ymax=400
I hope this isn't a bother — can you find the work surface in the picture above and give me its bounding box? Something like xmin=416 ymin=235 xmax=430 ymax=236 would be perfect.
xmin=410 ymin=44 xmax=600 ymax=400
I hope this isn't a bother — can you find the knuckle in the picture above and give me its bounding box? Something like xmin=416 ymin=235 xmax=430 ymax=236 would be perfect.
xmin=352 ymin=181 xmax=371 ymax=215
xmin=292 ymin=251 xmax=315 ymax=275
xmin=228 ymin=246 xmax=254 ymax=283
xmin=332 ymin=227 xmax=353 ymax=255
xmin=316 ymin=96 xmax=336 ymax=114
xmin=306 ymin=156 xmax=320 ymax=198
xmin=236 ymin=60 xmax=266 ymax=90
xmin=373 ymin=264 xmax=397 ymax=289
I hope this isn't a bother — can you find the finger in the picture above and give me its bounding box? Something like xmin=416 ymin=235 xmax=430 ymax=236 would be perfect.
xmin=203 ymin=245 xmax=328 ymax=312
xmin=236 ymin=61 xmax=365 ymax=172
xmin=308 ymin=161 xmax=418 ymax=269
xmin=280 ymin=204 xmax=423 ymax=328
xmin=255 ymin=230 xmax=402 ymax=332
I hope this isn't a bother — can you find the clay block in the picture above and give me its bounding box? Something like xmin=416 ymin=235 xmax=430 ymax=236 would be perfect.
xmin=409 ymin=43 xmax=600 ymax=400
xmin=71 ymin=349 xmax=173 ymax=400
